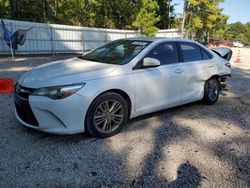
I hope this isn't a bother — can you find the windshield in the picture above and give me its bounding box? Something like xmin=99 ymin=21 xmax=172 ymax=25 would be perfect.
xmin=78 ymin=40 xmax=151 ymax=65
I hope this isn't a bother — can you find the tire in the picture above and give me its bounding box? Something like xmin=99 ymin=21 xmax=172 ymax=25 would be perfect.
xmin=85 ymin=92 xmax=129 ymax=138
xmin=202 ymin=78 xmax=220 ymax=105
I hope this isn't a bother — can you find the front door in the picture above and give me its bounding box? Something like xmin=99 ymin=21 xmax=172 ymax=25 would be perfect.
xmin=133 ymin=42 xmax=183 ymax=113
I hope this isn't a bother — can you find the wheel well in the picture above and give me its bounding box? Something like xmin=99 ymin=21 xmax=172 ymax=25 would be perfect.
xmin=210 ymin=75 xmax=220 ymax=80
xmin=208 ymin=75 xmax=222 ymax=90
xmin=97 ymin=89 xmax=132 ymax=118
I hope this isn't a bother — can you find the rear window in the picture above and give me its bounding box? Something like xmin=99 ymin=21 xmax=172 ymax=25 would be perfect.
xmin=179 ymin=42 xmax=202 ymax=62
xmin=200 ymin=48 xmax=212 ymax=60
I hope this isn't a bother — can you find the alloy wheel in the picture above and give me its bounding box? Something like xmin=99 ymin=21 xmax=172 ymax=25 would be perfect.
xmin=93 ymin=99 xmax=124 ymax=133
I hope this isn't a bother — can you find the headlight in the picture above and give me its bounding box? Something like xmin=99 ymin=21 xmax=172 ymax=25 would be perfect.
xmin=32 ymin=83 xmax=85 ymax=99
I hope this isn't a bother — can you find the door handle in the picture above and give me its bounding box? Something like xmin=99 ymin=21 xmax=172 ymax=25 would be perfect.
xmin=175 ymin=69 xmax=183 ymax=74
xmin=208 ymin=64 xmax=213 ymax=68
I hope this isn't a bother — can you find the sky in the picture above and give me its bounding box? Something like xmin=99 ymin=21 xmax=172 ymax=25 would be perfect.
xmin=172 ymin=0 xmax=250 ymax=24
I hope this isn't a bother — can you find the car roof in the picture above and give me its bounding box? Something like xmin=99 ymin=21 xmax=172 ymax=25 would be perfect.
xmin=122 ymin=37 xmax=196 ymax=43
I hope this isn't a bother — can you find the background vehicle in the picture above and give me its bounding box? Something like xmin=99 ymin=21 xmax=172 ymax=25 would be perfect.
xmin=220 ymin=40 xmax=234 ymax=47
xmin=233 ymin=41 xmax=244 ymax=47
xmin=209 ymin=39 xmax=234 ymax=47
xmin=208 ymin=39 xmax=221 ymax=46
xmin=14 ymin=38 xmax=232 ymax=137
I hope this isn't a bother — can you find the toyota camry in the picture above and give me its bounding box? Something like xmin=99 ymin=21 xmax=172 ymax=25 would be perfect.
xmin=14 ymin=38 xmax=232 ymax=137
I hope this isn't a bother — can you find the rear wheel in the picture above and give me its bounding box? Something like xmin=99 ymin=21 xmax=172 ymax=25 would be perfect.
xmin=202 ymin=78 xmax=220 ymax=105
xmin=86 ymin=92 xmax=129 ymax=138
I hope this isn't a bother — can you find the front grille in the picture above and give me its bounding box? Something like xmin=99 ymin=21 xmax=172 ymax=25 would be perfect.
xmin=14 ymin=84 xmax=39 ymax=126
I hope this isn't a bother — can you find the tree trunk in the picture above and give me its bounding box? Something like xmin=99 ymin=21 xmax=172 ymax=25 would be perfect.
xmin=35 ymin=0 xmax=41 ymax=22
xmin=168 ymin=0 xmax=171 ymax=29
xmin=181 ymin=0 xmax=188 ymax=38
xmin=44 ymin=0 xmax=51 ymax=18
xmin=54 ymin=0 xmax=58 ymax=18
xmin=1 ymin=0 xmax=6 ymax=17
xmin=10 ymin=0 xmax=17 ymax=19
xmin=84 ymin=0 xmax=90 ymax=26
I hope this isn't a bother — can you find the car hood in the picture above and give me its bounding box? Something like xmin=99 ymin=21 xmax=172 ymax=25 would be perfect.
xmin=18 ymin=57 xmax=119 ymax=88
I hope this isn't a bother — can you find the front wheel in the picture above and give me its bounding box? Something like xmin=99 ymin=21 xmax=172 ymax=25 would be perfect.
xmin=85 ymin=92 xmax=129 ymax=138
xmin=202 ymin=78 xmax=220 ymax=105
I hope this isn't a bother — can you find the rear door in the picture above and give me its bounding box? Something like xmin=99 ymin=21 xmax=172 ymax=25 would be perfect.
xmin=177 ymin=42 xmax=214 ymax=103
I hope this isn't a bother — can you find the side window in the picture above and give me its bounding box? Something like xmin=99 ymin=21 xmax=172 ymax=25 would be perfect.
xmin=201 ymin=48 xmax=212 ymax=60
xmin=180 ymin=42 xmax=202 ymax=62
xmin=145 ymin=42 xmax=178 ymax=65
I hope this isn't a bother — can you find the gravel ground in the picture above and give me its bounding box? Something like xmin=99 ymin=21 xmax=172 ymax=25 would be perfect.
xmin=0 ymin=50 xmax=249 ymax=188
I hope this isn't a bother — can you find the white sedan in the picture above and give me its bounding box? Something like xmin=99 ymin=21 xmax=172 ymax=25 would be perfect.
xmin=14 ymin=38 xmax=232 ymax=137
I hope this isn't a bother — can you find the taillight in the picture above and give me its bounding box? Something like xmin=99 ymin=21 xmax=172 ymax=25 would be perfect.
xmin=225 ymin=63 xmax=231 ymax=68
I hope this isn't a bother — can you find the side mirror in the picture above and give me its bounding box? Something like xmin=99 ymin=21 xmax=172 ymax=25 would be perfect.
xmin=143 ymin=57 xmax=160 ymax=68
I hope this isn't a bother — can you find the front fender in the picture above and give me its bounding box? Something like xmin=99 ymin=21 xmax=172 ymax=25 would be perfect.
xmin=76 ymin=74 xmax=135 ymax=116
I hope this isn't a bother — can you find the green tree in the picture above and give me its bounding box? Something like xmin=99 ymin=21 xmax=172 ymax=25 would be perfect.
xmin=182 ymin=0 xmax=228 ymax=42
xmin=209 ymin=14 xmax=229 ymax=39
xmin=90 ymin=0 xmax=138 ymax=29
xmin=225 ymin=22 xmax=246 ymax=40
xmin=1 ymin=0 xmax=179 ymax=31
xmin=132 ymin=0 xmax=160 ymax=36
xmin=155 ymin=0 xmax=176 ymax=29
xmin=0 ymin=0 xmax=9 ymax=18
xmin=243 ymin=22 xmax=250 ymax=45
xmin=224 ymin=22 xmax=250 ymax=45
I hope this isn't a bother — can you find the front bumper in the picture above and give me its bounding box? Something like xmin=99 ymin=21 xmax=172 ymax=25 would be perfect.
xmin=14 ymin=87 xmax=91 ymax=134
